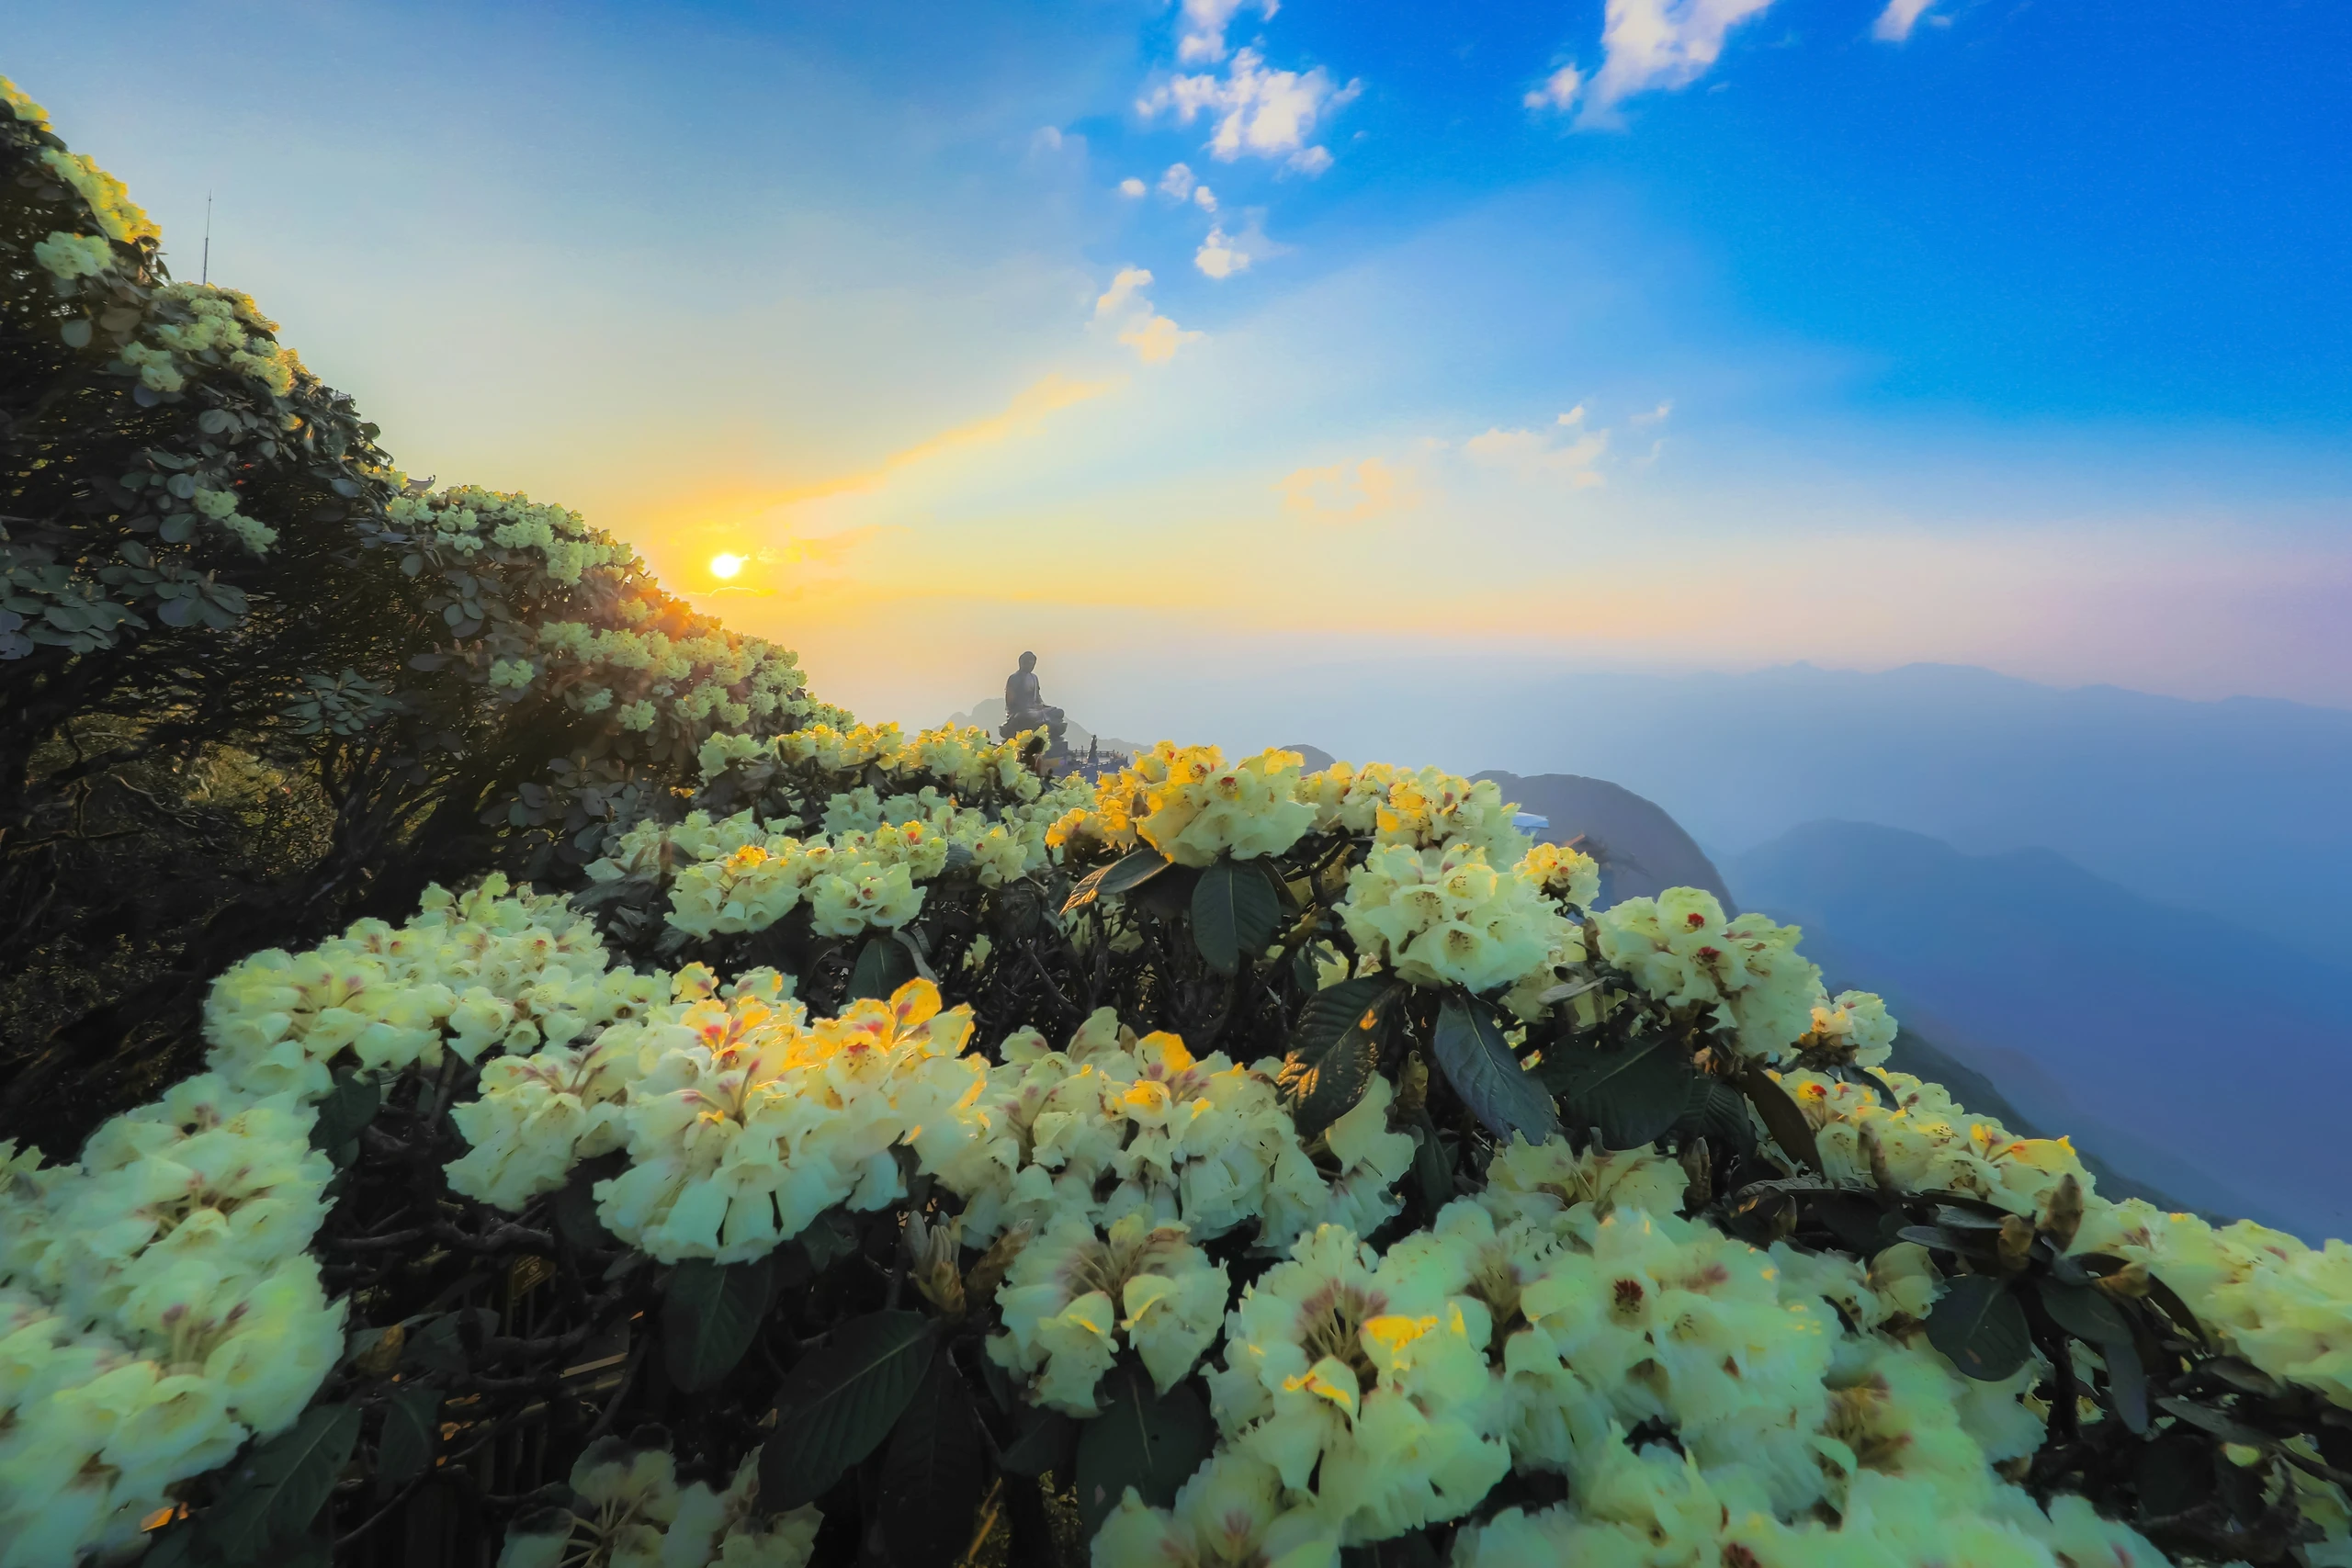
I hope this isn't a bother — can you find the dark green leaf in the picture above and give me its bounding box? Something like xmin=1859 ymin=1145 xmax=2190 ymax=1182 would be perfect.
xmin=760 ymin=1311 xmax=937 ymax=1510
xmin=1672 ymin=1074 xmax=1756 ymax=1160
xmin=2037 ymin=1280 xmax=2132 ymax=1346
xmin=800 ymin=1209 xmax=860 ymax=1273
xmin=377 ymin=1385 xmax=439 ymax=1489
xmin=1001 ymin=1407 xmax=1079 ymax=1479
xmin=2103 ymin=1332 xmax=2149 ymax=1434
xmin=61 ymin=317 xmax=91 ymax=348
xmin=1811 ymin=1192 xmax=1890 ymax=1254
xmin=1925 ymin=1275 xmax=2032 ymax=1382
xmin=1541 ymin=1036 xmax=1690 ymax=1150
xmin=1277 ymin=978 xmax=1399 ymax=1139
xmin=1432 ymin=995 xmax=1560 ymax=1145
xmin=2194 ymin=1357 xmax=2285 ymax=1399
xmin=1409 ymin=1115 xmax=1455 ymax=1214
xmin=198 ymin=408 xmax=233 ymax=434
xmin=1190 ymin=858 xmax=1280 ymax=975
xmin=2155 ymin=1397 xmax=2273 ymax=1449
xmin=309 ymin=1071 xmax=379 ymax=1152
xmin=1075 ymin=1365 xmax=1214 ymax=1540
xmin=1061 ymin=847 xmax=1171 ymax=913
xmin=1895 ymin=1224 xmax=1998 ymax=1259
xmin=200 ymin=1403 xmax=362 ymax=1561
xmin=664 ymin=1256 xmax=779 ymax=1393
xmin=1742 ymin=1071 xmax=1822 ymax=1172
xmin=2141 ymin=1274 xmax=2213 ymax=1351
xmin=877 ymin=1354 xmax=988 ymax=1567
xmin=848 ymin=933 xmax=917 ymax=1002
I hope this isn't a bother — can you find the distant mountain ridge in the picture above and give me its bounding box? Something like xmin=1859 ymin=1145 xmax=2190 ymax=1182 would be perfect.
xmin=1204 ymin=661 xmax=2352 ymax=967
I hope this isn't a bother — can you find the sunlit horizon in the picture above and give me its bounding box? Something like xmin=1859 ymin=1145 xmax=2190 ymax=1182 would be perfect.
xmin=12 ymin=0 xmax=2346 ymax=728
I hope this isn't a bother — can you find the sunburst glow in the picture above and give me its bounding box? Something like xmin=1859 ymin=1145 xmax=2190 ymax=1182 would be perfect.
xmin=709 ymin=552 xmax=746 ymax=580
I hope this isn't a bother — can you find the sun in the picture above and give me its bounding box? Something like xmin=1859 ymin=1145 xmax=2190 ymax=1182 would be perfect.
xmin=708 ymin=552 xmax=746 ymax=580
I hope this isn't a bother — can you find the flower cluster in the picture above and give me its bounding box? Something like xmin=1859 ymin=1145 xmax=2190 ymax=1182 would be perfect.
xmin=203 ymin=875 xmax=653 ymax=1098
xmin=934 ymin=1014 xmax=1413 ymax=1258
xmin=1052 ymin=744 xmax=1321 ymax=867
xmin=591 ymin=978 xmax=989 ymax=1263
xmin=0 ymin=1051 xmax=355 ymax=1560
xmin=988 ymin=1210 xmax=1230 ymax=1415
xmin=1593 ymin=888 xmax=1826 ymax=1063
xmin=2076 ymin=1201 xmax=2352 ymax=1411
xmin=1517 ymin=840 xmax=1601 ymax=911
xmin=1783 ymin=1068 xmax=2094 ymax=1221
xmin=701 ymin=721 xmax=1054 ymax=817
xmin=1303 ymin=762 xmax=1531 ymax=863
xmin=496 ymin=1437 xmax=820 ymax=1568
xmin=1337 ymin=842 xmax=1577 ymax=996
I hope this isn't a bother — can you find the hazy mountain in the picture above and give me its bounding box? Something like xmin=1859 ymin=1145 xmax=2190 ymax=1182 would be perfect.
xmin=1185 ymin=661 xmax=2352 ymax=966
xmin=1727 ymin=819 xmax=2352 ymax=1239
xmin=1473 ymin=771 xmax=1736 ymax=908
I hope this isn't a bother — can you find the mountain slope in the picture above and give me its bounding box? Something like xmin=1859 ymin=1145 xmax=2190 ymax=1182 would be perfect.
xmin=1475 ymin=771 xmax=1737 ymax=908
xmin=1728 ymin=819 xmax=2352 ymax=1239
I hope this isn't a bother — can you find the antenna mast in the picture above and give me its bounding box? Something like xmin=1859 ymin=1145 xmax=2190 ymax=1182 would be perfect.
xmin=201 ymin=192 xmax=212 ymax=285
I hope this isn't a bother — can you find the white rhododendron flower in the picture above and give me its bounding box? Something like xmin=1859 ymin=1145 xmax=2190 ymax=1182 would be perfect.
xmin=988 ymin=1208 xmax=1229 ymax=1414
xmin=1049 ymin=743 xmax=1320 ymax=866
xmin=1206 ymin=1224 xmax=1511 ymax=1543
xmin=1337 ymin=842 xmax=1570 ymax=995
xmin=594 ymin=978 xmax=986 ymax=1262
xmin=1594 ymin=888 xmax=1823 ymax=1063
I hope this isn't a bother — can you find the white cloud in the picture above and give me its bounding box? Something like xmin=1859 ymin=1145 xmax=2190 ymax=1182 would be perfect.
xmin=1523 ymin=64 xmax=1584 ymax=113
xmin=1118 ymin=176 xmax=1147 ymax=197
xmin=1193 ymin=184 xmax=1218 ymax=211
xmin=1178 ymin=0 xmax=1278 ymax=64
xmin=1279 ymin=457 xmax=1415 ymax=524
xmin=1094 ymin=266 xmax=1154 ymax=320
xmin=1195 ymin=225 xmax=1250 ymax=279
xmin=1119 ymin=312 xmax=1203 ymax=365
xmin=1464 ymin=410 xmax=1611 ymax=485
xmin=1137 ymin=49 xmax=1361 ymax=173
xmin=1159 ymin=162 xmax=1197 ymax=200
xmin=1577 ymin=0 xmax=1776 ymax=127
xmin=1872 ymin=0 xmax=1935 ymax=42
xmin=1028 ymin=125 xmax=1082 ymax=156
xmin=1628 ymin=400 xmax=1672 ymax=426
xmin=1094 ymin=266 xmax=1202 ymax=365
xmin=1193 ymin=213 xmax=1285 ymax=280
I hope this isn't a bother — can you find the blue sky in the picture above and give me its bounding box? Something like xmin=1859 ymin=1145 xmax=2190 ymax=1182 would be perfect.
xmin=8 ymin=0 xmax=2349 ymax=731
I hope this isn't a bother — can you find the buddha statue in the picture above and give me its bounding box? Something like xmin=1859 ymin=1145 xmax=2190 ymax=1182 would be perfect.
xmin=1002 ymin=650 xmax=1068 ymax=755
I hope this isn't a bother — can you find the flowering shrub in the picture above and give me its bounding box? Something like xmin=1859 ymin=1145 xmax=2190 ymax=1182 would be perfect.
xmin=6 ymin=71 xmax=2352 ymax=1568
xmin=1 ymin=85 xmax=818 ymax=1145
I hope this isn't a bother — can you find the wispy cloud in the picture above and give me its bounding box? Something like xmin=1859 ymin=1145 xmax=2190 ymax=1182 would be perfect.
xmin=1523 ymin=65 xmax=1584 ymax=115
xmin=1159 ymin=162 xmax=1197 ymax=200
xmin=1576 ymin=0 xmax=1776 ymax=128
xmin=1176 ymin=0 xmax=1277 ymax=64
xmin=1138 ymin=48 xmax=1361 ymax=173
xmin=887 ymin=373 xmax=1119 ymax=468
xmin=1117 ymin=175 xmax=1147 ymax=197
xmin=1095 ymin=267 xmax=1203 ymax=364
xmin=1871 ymin=0 xmax=1936 ymax=42
xmin=1279 ymin=457 xmax=1416 ymax=523
xmin=1463 ymin=408 xmax=1611 ymax=484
